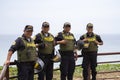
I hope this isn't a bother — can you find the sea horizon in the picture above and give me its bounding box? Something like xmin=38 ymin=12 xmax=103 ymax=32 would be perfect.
xmin=0 ymin=34 xmax=120 ymax=68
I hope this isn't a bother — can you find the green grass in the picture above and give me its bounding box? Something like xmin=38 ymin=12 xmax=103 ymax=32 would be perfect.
xmin=53 ymin=64 xmax=120 ymax=79
xmin=97 ymin=64 xmax=120 ymax=72
xmin=9 ymin=67 xmax=18 ymax=77
xmin=0 ymin=64 xmax=120 ymax=79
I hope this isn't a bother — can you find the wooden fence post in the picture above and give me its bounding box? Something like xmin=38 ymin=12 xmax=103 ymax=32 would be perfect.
xmin=4 ymin=66 xmax=9 ymax=80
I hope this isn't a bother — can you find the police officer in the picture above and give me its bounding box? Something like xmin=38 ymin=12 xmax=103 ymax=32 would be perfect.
xmin=5 ymin=25 xmax=37 ymax=80
xmin=55 ymin=22 xmax=77 ymax=80
xmin=34 ymin=22 xmax=55 ymax=80
xmin=79 ymin=23 xmax=103 ymax=80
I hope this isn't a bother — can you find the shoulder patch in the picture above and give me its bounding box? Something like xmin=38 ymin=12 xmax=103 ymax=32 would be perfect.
xmin=55 ymin=33 xmax=59 ymax=37
xmin=33 ymin=36 xmax=36 ymax=40
xmin=12 ymin=41 xmax=16 ymax=45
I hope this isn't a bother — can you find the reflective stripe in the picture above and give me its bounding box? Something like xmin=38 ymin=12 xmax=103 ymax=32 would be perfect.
xmin=26 ymin=42 xmax=36 ymax=47
xmin=44 ymin=36 xmax=54 ymax=41
xmin=63 ymin=34 xmax=74 ymax=40
xmin=87 ymin=37 xmax=96 ymax=42
xmin=84 ymin=34 xmax=96 ymax=42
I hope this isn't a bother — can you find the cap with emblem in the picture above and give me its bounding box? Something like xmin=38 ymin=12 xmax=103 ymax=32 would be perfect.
xmin=24 ymin=25 xmax=33 ymax=31
xmin=63 ymin=22 xmax=71 ymax=28
xmin=87 ymin=23 xmax=93 ymax=28
xmin=42 ymin=22 xmax=49 ymax=28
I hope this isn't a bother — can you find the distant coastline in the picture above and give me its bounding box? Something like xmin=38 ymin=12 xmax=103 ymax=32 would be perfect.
xmin=0 ymin=34 xmax=120 ymax=66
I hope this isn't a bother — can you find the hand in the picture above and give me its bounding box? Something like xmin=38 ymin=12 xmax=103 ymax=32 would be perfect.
xmin=4 ymin=60 xmax=10 ymax=66
xmin=36 ymin=44 xmax=39 ymax=47
xmin=56 ymin=40 xmax=67 ymax=44
xmin=45 ymin=44 xmax=48 ymax=47
xmin=95 ymin=40 xmax=103 ymax=45
xmin=62 ymin=40 xmax=67 ymax=44
xmin=74 ymin=52 xmax=78 ymax=61
xmin=83 ymin=38 xmax=88 ymax=42
xmin=94 ymin=40 xmax=99 ymax=45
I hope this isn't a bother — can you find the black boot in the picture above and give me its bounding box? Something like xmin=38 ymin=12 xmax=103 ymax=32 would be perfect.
xmin=92 ymin=71 xmax=97 ymax=80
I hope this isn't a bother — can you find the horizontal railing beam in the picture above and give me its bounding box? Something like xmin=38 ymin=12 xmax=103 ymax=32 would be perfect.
xmin=98 ymin=52 xmax=120 ymax=56
xmin=2 ymin=52 xmax=120 ymax=80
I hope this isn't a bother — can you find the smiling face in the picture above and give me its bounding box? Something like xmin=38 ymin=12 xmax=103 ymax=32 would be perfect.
xmin=23 ymin=25 xmax=33 ymax=38
xmin=42 ymin=26 xmax=50 ymax=33
xmin=63 ymin=22 xmax=71 ymax=32
xmin=24 ymin=30 xmax=33 ymax=38
xmin=41 ymin=22 xmax=50 ymax=33
xmin=86 ymin=27 xmax=93 ymax=33
xmin=86 ymin=23 xmax=93 ymax=33
xmin=63 ymin=26 xmax=71 ymax=32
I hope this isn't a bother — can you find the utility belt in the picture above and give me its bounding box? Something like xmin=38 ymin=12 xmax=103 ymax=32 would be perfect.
xmin=38 ymin=53 xmax=54 ymax=59
xmin=82 ymin=50 xmax=97 ymax=54
xmin=59 ymin=50 xmax=74 ymax=56
xmin=15 ymin=60 xmax=35 ymax=66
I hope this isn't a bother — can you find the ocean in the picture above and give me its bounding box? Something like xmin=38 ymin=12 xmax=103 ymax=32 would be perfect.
xmin=0 ymin=34 xmax=120 ymax=68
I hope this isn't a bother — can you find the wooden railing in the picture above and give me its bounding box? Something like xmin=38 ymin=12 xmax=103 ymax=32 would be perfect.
xmin=0 ymin=52 xmax=120 ymax=80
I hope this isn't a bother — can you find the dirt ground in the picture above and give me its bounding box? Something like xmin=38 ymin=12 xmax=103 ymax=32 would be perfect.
xmin=53 ymin=72 xmax=120 ymax=80
xmin=74 ymin=72 xmax=120 ymax=80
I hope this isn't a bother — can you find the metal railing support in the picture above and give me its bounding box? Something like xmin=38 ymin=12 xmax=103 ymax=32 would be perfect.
xmin=0 ymin=52 xmax=120 ymax=80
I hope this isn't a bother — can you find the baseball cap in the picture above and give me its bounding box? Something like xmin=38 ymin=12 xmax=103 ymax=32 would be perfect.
xmin=24 ymin=25 xmax=33 ymax=31
xmin=42 ymin=22 xmax=49 ymax=28
xmin=87 ymin=23 xmax=93 ymax=28
xmin=63 ymin=22 xmax=71 ymax=27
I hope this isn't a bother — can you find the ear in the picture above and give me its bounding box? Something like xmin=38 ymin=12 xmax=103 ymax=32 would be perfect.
xmin=63 ymin=26 xmax=65 ymax=29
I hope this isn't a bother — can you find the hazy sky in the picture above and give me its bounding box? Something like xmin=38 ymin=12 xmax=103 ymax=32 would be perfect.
xmin=0 ymin=0 xmax=120 ymax=35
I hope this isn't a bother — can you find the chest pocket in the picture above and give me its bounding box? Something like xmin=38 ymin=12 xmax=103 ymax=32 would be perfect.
xmin=60 ymin=33 xmax=75 ymax=51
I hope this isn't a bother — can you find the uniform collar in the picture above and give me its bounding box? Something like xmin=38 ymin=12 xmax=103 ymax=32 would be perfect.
xmin=22 ymin=34 xmax=32 ymax=42
xmin=63 ymin=30 xmax=71 ymax=35
xmin=41 ymin=31 xmax=50 ymax=37
xmin=86 ymin=32 xmax=94 ymax=37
